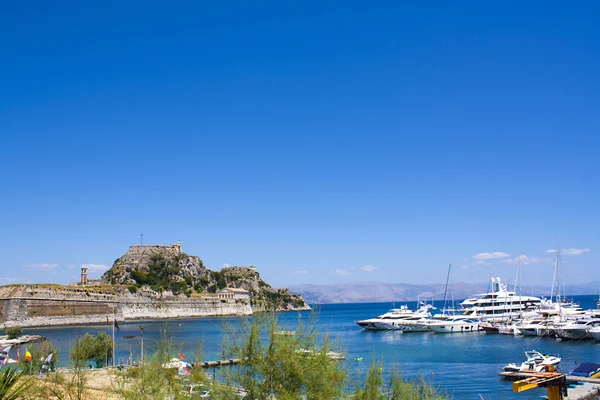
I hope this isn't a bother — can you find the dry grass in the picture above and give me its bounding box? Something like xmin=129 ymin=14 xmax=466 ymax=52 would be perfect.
xmin=20 ymin=369 xmax=124 ymax=400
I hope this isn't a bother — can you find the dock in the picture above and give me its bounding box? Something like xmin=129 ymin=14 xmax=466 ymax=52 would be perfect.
xmin=499 ymin=371 xmax=600 ymax=384
xmin=198 ymin=358 xmax=242 ymax=368
xmin=499 ymin=371 xmax=600 ymax=399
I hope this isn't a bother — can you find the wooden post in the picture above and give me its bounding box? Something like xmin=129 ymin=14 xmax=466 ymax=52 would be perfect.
xmin=547 ymin=386 xmax=562 ymax=400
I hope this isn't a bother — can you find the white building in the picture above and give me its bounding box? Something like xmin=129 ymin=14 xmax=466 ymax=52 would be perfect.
xmin=217 ymin=288 xmax=250 ymax=300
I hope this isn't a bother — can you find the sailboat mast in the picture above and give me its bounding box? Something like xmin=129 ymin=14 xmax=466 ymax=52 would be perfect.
xmin=442 ymin=262 xmax=451 ymax=314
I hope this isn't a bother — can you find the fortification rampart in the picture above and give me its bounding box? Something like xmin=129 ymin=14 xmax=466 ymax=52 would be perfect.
xmin=0 ymin=295 xmax=252 ymax=329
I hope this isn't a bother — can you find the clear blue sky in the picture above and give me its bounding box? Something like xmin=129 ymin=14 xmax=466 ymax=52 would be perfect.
xmin=1 ymin=1 xmax=598 ymax=289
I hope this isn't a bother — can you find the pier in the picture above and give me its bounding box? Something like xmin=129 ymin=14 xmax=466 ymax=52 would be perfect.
xmin=198 ymin=358 xmax=242 ymax=368
xmin=499 ymin=371 xmax=600 ymax=399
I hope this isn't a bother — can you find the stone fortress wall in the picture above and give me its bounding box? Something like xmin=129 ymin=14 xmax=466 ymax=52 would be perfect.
xmin=0 ymin=284 xmax=252 ymax=329
xmin=118 ymin=241 xmax=184 ymax=264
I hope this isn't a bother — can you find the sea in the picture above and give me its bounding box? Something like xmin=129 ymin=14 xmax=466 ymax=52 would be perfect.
xmin=22 ymin=295 xmax=600 ymax=399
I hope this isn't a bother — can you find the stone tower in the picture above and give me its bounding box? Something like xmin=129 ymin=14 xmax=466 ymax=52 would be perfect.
xmin=81 ymin=267 xmax=88 ymax=285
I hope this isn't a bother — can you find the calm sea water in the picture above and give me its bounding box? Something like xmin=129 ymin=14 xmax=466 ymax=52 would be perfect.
xmin=23 ymin=295 xmax=600 ymax=399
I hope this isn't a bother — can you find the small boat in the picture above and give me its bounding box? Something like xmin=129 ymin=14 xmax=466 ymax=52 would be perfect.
xmin=428 ymin=316 xmax=480 ymax=333
xmin=569 ymin=363 xmax=600 ymax=379
xmin=503 ymin=350 xmax=561 ymax=373
xmin=498 ymin=324 xmax=516 ymax=335
xmin=516 ymin=319 xmax=548 ymax=336
xmin=481 ymin=322 xmax=499 ymax=334
xmin=555 ymin=318 xmax=600 ymax=340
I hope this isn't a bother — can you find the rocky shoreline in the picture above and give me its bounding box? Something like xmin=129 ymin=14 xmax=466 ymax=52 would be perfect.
xmin=0 ymin=334 xmax=46 ymax=347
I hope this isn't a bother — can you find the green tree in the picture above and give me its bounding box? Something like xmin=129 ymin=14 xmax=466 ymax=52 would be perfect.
xmin=115 ymin=324 xmax=206 ymax=400
xmin=353 ymin=363 xmax=448 ymax=400
xmin=70 ymin=332 xmax=113 ymax=368
xmin=4 ymin=327 xmax=22 ymax=340
xmin=353 ymin=361 xmax=384 ymax=400
xmin=219 ymin=313 xmax=347 ymax=400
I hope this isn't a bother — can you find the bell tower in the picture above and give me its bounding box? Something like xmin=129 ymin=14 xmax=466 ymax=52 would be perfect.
xmin=81 ymin=267 xmax=88 ymax=286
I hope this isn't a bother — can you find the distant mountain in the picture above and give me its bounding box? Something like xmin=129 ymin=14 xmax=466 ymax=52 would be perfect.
xmin=290 ymin=281 xmax=600 ymax=304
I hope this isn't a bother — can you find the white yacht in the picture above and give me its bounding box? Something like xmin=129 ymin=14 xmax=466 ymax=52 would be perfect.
xmin=461 ymin=277 xmax=542 ymax=322
xmin=516 ymin=319 xmax=550 ymax=336
xmin=356 ymin=304 xmax=433 ymax=330
xmin=428 ymin=316 xmax=481 ymax=333
xmin=503 ymin=350 xmax=561 ymax=373
xmin=555 ymin=318 xmax=600 ymax=340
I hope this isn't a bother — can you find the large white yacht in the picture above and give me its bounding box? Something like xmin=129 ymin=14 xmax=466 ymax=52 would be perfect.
xmin=428 ymin=316 xmax=481 ymax=333
xmin=461 ymin=277 xmax=542 ymax=322
xmin=356 ymin=303 xmax=433 ymax=330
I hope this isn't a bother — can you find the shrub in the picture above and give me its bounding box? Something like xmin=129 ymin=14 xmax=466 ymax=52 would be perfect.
xmin=5 ymin=326 xmax=22 ymax=339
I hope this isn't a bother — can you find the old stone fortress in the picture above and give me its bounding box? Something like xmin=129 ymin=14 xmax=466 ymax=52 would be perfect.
xmin=0 ymin=242 xmax=307 ymax=328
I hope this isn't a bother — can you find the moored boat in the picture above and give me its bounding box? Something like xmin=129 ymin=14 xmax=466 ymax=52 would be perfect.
xmin=568 ymin=362 xmax=600 ymax=379
xmin=589 ymin=326 xmax=600 ymax=342
xmin=481 ymin=322 xmax=499 ymax=333
xmin=498 ymin=324 xmax=516 ymax=335
xmin=555 ymin=318 xmax=600 ymax=340
xmin=460 ymin=277 xmax=541 ymax=323
xmin=428 ymin=316 xmax=480 ymax=333
xmin=503 ymin=350 xmax=561 ymax=373
xmin=356 ymin=303 xmax=434 ymax=330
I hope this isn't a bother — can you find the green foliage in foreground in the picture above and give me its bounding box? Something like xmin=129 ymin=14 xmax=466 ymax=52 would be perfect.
xmin=16 ymin=341 xmax=60 ymax=376
xmin=219 ymin=313 xmax=347 ymax=400
xmin=214 ymin=313 xmax=449 ymax=400
xmin=70 ymin=332 xmax=113 ymax=368
xmin=354 ymin=362 xmax=448 ymax=400
xmin=5 ymin=317 xmax=448 ymax=400
xmin=0 ymin=367 xmax=29 ymax=400
xmin=114 ymin=325 xmax=207 ymax=400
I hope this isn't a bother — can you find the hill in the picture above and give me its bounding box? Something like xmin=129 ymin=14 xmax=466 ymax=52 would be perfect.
xmin=102 ymin=242 xmax=308 ymax=311
xmin=289 ymin=281 xmax=600 ymax=304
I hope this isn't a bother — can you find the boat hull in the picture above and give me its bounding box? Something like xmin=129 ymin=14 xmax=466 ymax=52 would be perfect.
xmin=555 ymin=329 xmax=591 ymax=340
xmin=429 ymin=323 xmax=480 ymax=333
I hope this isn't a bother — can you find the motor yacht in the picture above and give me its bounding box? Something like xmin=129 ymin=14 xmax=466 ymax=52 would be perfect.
xmin=555 ymin=318 xmax=600 ymax=340
xmin=515 ymin=319 xmax=548 ymax=336
xmin=461 ymin=277 xmax=541 ymax=322
xmin=503 ymin=350 xmax=561 ymax=373
xmin=356 ymin=303 xmax=433 ymax=330
xmin=355 ymin=305 xmax=415 ymax=329
xmin=428 ymin=316 xmax=480 ymax=333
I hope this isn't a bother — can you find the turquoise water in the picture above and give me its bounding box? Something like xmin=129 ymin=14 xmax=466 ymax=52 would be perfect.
xmin=23 ymin=295 xmax=600 ymax=399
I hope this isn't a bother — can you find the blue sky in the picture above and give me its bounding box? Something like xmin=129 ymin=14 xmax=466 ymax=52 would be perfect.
xmin=1 ymin=1 xmax=598 ymax=289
